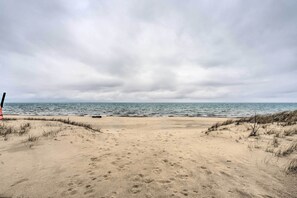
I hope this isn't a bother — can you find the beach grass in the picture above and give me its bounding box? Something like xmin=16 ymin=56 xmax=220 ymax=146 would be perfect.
xmin=23 ymin=117 xmax=101 ymax=133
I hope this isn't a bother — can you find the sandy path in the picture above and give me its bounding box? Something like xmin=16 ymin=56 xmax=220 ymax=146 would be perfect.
xmin=0 ymin=117 xmax=296 ymax=197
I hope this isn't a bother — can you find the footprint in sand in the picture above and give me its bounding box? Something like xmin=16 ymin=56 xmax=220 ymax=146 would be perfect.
xmin=86 ymin=184 xmax=91 ymax=188
xmin=175 ymin=172 xmax=189 ymax=180
xmin=61 ymin=188 xmax=77 ymax=196
xmin=102 ymin=171 xmax=112 ymax=180
xmin=70 ymin=190 xmax=78 ymax=195
xmin=90 ymin=157 xmax=99 ymax=161
xmin=90 ymin=176 xmax=97 ymax=181
xmin=84 ymin=189 xmax=94 ymax=195
xmin=180 ymin=189 xmax=189 ymax=196
xmin=86 ymin=169 xmax=96 ymax=176
xmin=144 ymin=177 xmax=154 ymax=183
xmin=157 ymin=179 xmax=171 ymax=184
xmin=152 ymin=167 xmax=162 ymax=174
xmin=130 ymin=173 xmax=144 ymax=182
xmin=11 ymin=178 xmax=29 ymax=187
xmin=220 ymin=171 xmax=232 ymax=178
xmin=130 ymin=184 xmax=142 ymax=194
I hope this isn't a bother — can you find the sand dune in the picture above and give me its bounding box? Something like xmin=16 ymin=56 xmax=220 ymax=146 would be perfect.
xmin=0 ymin=116 xmax=296 ymax=197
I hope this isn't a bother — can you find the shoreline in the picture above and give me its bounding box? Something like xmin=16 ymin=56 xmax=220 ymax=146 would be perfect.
xmin=5 ymin=114 xmax=237 ymax=118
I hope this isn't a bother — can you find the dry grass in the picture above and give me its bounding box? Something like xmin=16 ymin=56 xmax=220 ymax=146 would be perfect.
xmin=271 ymin=137 xmax=279 ymax=148
xmin=266 ymin=128 xmax=282 ymax=136
xmin=221 ymin=119 xmax=234 ymax=126
xmin=286 ymin=158 xmax=297 ymax=174
xmin=248 ymin=115 xmax=261 ymax=137
xmin=206 ymin=110 xmax=297 ymax=136
xmin=2 ymin=118 xmax=17 ymax=121
xmin=42 ymin=128 xmax=63 ymax=138
xmin=23 ymin=117 xmax=101 ymax=133
xmin=19 ymin=123 xmax=31 ymax=135
xmin=265 ymin=137 xmax=280 ymax=153
xmin=283 ymin=128 xmax=297 ymax=136
xmin=265 ymin=147 xmax=274 ymax=153
xmin=0 ymin=122 xmax=31 ymax=137
xmin=205 ymin=122 xmax=220 ymax=134
xmin=27 ymin=135 xmax=39 ymax=142
xmin=1 ymin=117 xmax=101 ymax=144
xmin=279 ymin=121 xmax=297 ymax=126
xmin=239 ymin=110 xmax=297 ymax=124
xmin=205 ymin=120 xmax=234 ymax=134
xmin=211 ymin=110 xmax=297 ymax=128
xmin=45 ymin=122 xmax=61 ymax=127
xmin=275 ymin=141 xmax=297 ymax=157
xmin=0 ymin=124 xmax=16 ymax=137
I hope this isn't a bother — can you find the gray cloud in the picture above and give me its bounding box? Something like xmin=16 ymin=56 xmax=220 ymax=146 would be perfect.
xmin=1 ymin=0 xmax=297 ymax=102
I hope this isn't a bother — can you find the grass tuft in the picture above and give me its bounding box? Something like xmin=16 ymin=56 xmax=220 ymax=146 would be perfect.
xmin=205 ymin=120 xmax=234 ymax=134
xmin=0 ymin=124 xmax=16 ymax=137
xmin=2 ymin=118 xmax=17 ymax=121
xmin=19 ymin=123 xmax=31 ymax=135
xmin=238 ymin=110 xmax=297 ymax=124
xmin=286 ymin=158 xmax=297 ymax=174
xmin=27 ymin=135 xmax=39 ymax=142
xmin=283 ymin=128 xmax=297 ymax=136
xmin=1 ymin=122 xmax=31 ymax=137
xmin=23 ymin=117 xmax=101 ymax=133
xmin=275 ymin=141 xmax=297 ymax=157
xmin=42 ymin=128 xmax=63 ymax=137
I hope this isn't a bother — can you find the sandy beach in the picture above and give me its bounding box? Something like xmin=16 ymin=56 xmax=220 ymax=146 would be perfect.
xmin=2 ymin=0 xmax=297 ymax=197
xmin=0 ymin=116 xmax=296 ymax=198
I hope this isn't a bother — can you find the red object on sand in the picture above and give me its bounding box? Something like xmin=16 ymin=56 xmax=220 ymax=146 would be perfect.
xmin=0 ymin=108 xmax=3 ymax=120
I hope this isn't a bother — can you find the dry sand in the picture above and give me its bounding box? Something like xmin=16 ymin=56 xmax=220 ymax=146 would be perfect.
xmin=0 ymin=116 xmax=296 ymax=198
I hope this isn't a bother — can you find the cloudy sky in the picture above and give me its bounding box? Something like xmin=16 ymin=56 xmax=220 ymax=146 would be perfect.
xmin=1 ymin=0 xmax=297 ymax=102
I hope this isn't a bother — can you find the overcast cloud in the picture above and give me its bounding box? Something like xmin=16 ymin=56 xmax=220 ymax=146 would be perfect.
xmin=1 ymin=0 xmax=297 ymax=102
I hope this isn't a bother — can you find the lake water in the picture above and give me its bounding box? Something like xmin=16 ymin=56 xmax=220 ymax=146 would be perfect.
xmin=3 ymin=103 xmax=297 ymax=117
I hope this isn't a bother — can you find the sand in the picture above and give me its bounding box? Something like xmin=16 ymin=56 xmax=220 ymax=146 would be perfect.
xmin=0 ymin=116 xmax=296 ymax=198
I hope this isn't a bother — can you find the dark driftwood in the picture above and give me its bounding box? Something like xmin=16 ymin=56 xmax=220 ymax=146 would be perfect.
xmin=92 ymin=115 xmax=102 ymax=118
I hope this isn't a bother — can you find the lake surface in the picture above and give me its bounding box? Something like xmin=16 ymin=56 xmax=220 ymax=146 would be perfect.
xmin=3 ymin=103 xmax=297 ymax=117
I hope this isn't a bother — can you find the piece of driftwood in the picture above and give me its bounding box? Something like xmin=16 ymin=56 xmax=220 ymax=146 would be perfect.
xmin=92 ymin=115 xmax=102 ymax=118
